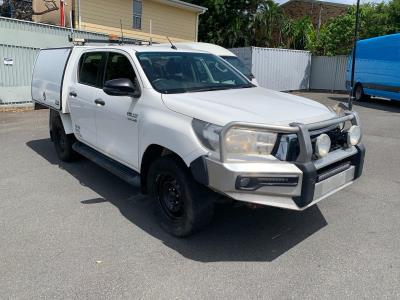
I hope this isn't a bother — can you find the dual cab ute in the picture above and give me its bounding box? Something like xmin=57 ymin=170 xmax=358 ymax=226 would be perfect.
xmin=32 ymin=43 xmax=365 ymax=237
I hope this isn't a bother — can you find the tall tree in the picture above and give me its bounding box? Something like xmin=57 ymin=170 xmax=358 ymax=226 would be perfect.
xmin=316 ymin=1 xmax=400 ymax=55
xmin=282 ymin=16 xmax=315 ymax=50
xmin=188 ymin=0 xmax=400 ymax=55
xmin=188 ymin=0 xmax=285 ymax=48
xmin=250 ymin=0 xmax=284 ymax=47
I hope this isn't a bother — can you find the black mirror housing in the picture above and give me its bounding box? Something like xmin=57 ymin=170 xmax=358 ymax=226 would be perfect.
xmin=103 ymin=78 xmax=141 ymax=98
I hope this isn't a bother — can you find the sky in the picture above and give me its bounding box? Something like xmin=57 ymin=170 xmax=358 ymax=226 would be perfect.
xmin=276 ymin=0 xmax=389 ymax=4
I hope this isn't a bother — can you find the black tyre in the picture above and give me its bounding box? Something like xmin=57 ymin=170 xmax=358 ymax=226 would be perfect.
xmin=148 ymin=156 xmax=215 ymax=237
xmin=52 ymin=117 xmax=76 ymax=162
xmin=354 ymin=84 xmax=370 ymax=101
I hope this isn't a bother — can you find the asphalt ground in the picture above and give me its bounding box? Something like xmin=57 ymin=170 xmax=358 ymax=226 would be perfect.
xmin=1 ymin=92 xmax=400 ymax=299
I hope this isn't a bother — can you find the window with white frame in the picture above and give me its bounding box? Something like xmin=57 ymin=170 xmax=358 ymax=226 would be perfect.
xmin=133 ymin=0 xmax=142 ymax=29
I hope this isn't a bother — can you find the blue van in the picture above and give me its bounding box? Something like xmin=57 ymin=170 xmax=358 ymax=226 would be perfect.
xmin=346 ymin=33 xmax=400 ymax=101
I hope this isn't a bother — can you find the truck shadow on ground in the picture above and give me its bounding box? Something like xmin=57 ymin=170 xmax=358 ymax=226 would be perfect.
xmin=327 ymin=95 xmax=400 ymax=113
xmin=27 ymin=138 xmax=328 ymax=262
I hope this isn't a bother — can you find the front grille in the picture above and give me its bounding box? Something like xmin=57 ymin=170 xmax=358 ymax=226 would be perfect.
xmin=310 ymin=127 xmax=348 ymax=160
xmin=273 ymin=134 xmax=299 ymax=161
xmin=274 ymin=126 xmax=348 ymax=162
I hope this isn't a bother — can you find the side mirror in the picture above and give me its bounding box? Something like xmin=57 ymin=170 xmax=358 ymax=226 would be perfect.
xmin=103 ymin=78 xmax=141 ymax=98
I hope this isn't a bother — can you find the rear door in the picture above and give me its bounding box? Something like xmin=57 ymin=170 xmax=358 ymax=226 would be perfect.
xmin=68 ymin=51 xmax=107 ymax=148
xmin=95 ymin=51 xmax=141 ymax=170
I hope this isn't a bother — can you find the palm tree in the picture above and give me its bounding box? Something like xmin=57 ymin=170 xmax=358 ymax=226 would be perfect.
xmin=250 ymin=0 xmax=284 ymax=47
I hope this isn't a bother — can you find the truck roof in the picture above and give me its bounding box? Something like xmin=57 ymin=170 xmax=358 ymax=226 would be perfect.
xmin=71 ymin=44 xmax=209 ymax=54
xmin=153 ymin=42 xmax=236 ymax=56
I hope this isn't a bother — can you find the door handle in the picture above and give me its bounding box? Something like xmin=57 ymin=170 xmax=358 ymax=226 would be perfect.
xmin=69 ymin=91 xmax=77 ymax=97
xmin=94 ymin=99 xmax=105 ymax=106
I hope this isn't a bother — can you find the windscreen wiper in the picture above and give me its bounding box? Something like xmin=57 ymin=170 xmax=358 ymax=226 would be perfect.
xmin=190 ymin=86 xmax=235 ymax=92
xmin=162 ymin=89 xmax=188 ymax=94
xmin=231 ymin=84 xmax=255 ymax=89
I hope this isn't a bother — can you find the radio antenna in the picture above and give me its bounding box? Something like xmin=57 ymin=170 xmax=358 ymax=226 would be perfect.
xmin=167 ymin=37 xmax=177 ymax=50
xmin=120 ymin=19 xmax=124 ymax=44
xmin=149 ymin=19 xmax=153 ymax=45
xmin=69 ymin=10 xmax=74 ymax=42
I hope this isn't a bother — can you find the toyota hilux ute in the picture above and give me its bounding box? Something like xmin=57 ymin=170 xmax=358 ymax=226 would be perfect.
xmin=32 ymin=44 xmax=365 ymax=237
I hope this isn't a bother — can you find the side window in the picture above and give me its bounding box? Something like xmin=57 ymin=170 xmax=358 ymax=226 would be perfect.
xmin=104 ymin=52 xmax=137 ymax=85
xmin=78 ymin=52 xmax=106 ymax=88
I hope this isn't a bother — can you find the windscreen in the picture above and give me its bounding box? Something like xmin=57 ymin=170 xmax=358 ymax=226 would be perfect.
xmin=136 ymin=52 xmax=254 ymax=94
xmin=221 ymin=56 xmax=253 ymax=80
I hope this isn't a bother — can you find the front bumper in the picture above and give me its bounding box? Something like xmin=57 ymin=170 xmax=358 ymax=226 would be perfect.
xmin=200 ymin=145 xmax=364 ymax=210
xmin=190 ymin=111 xmax=365 ymax=211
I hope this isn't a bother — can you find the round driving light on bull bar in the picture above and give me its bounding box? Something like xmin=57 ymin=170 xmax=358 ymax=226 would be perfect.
xmin=315 ymin=134 xmax=331 ymax=158
xmin=347 ymin=125 xmax=361 ymax=146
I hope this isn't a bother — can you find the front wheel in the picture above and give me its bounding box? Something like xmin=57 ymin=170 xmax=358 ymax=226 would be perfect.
xmin=148 ymin=156 xmax=215 ymax=237
xmin=354 ymin=84 xmax=370 ymax=101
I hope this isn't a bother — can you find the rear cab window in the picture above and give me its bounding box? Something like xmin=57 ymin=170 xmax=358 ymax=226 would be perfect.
xmin=78 ymin=52 xmax=107 ymax=88
xmin=77 ymin=51 xmax=138 ymax=90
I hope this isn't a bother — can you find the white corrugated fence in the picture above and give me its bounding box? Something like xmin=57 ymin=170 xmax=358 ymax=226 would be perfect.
xmin=310 ymin=55 xmax=348 ymax=91
xmin=230 ymin=47 xmax=312 ymax=91
xmin=230 ymin=47 xmax=348 ymax=92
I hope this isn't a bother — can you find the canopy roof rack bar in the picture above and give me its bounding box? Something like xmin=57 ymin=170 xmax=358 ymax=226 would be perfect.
xmin=68 ymin=35 xmax=151 ymax=46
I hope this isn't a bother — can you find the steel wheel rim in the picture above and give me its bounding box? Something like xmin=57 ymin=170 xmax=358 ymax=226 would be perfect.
xmin=156 ymin=174 xmax=184 ymax=220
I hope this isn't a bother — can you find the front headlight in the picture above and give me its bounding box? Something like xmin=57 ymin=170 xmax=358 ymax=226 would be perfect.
xmin=192 ymin=119 xmax=277 ymax=159
xmin=225 ymin=128 xmax=277 ymax=157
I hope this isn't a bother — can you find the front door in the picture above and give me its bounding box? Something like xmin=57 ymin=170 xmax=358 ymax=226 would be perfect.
xmin=68 ymin=51 xmax=106 ymax=147
xmin=95 ymin=51 xmax=142 ymax=170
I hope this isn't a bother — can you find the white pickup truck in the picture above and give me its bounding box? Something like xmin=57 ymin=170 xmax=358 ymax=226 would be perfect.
xmin=32 ymin=43 xmax=365 ymax=237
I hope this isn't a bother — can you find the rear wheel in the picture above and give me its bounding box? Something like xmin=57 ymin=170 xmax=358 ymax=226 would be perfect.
xmin=148 ymin=156 xmax=214 ymax=237
xmin=52 ymin=117 xmax=76 ymax=162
